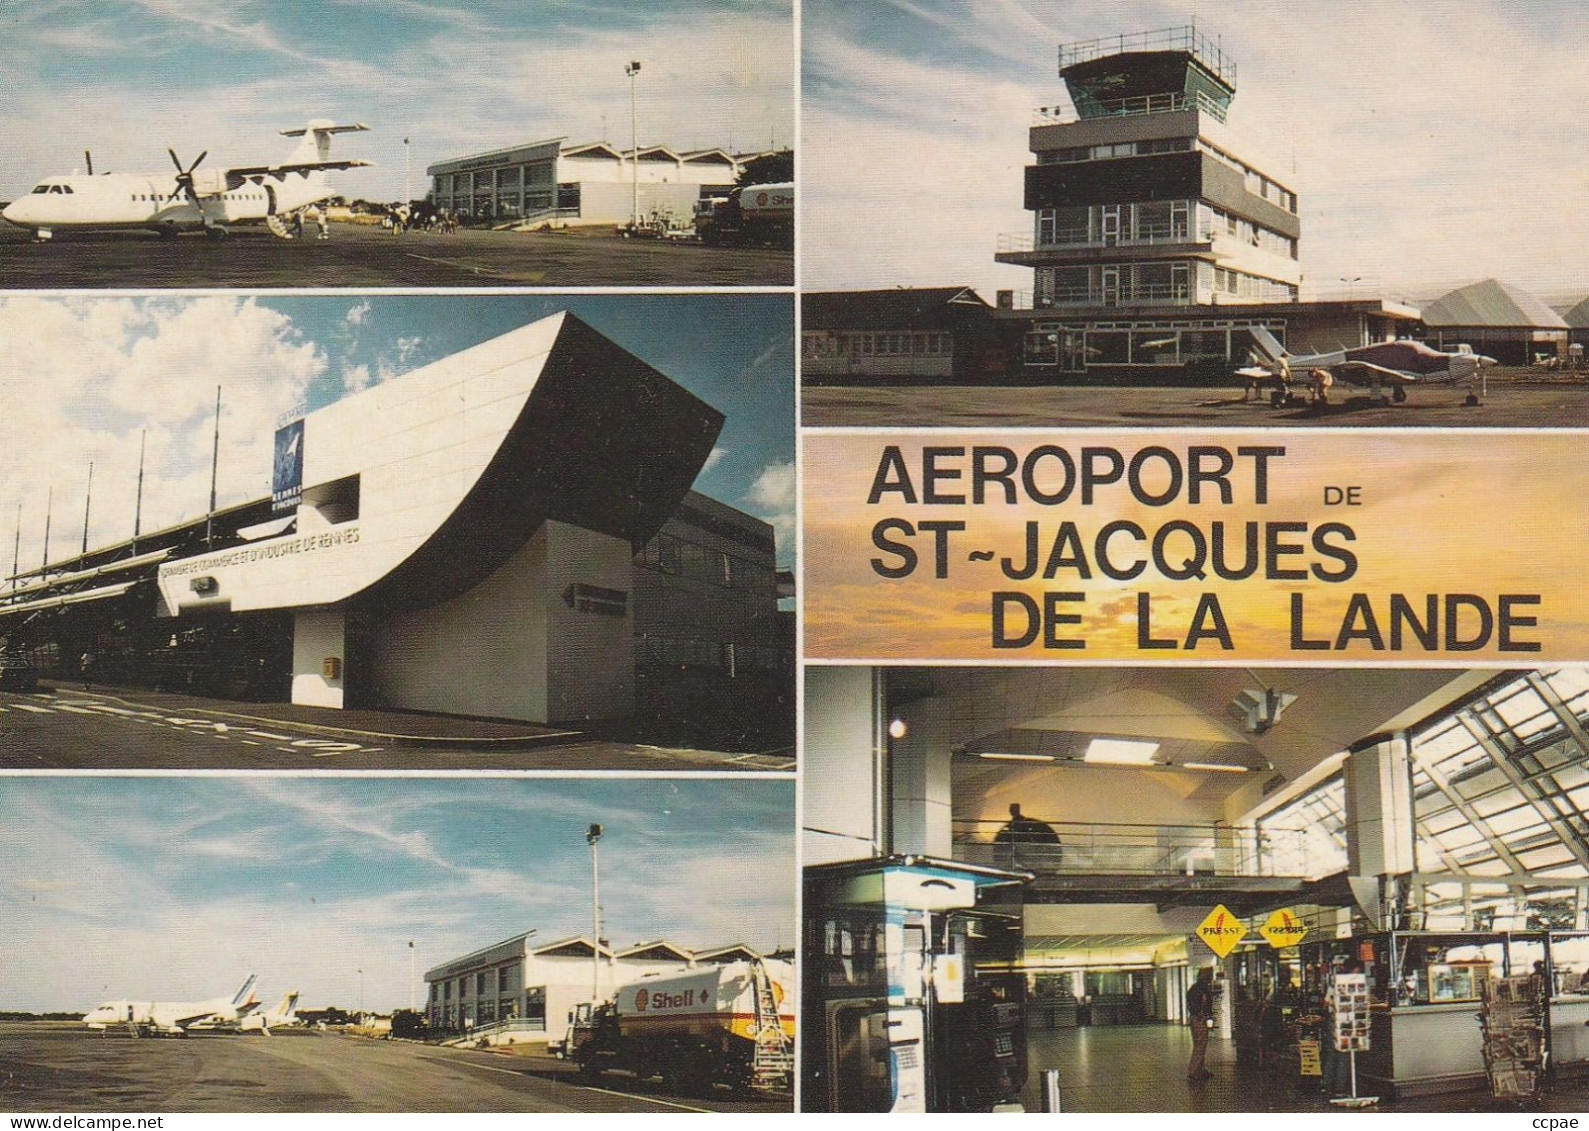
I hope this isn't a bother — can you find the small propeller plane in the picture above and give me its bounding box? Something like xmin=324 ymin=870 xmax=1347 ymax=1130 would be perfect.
xmin=2 ymin=120 xmax=371 ymax=241
xmin=1236 ymin=325 xmax=1498 ymax=407
xmin=83 ymin=974 xmax=261 ymax=1037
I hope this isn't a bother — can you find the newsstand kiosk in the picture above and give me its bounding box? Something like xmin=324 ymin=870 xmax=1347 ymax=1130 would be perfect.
xmin=803 ymin=855 xmax=1032 ymax=1112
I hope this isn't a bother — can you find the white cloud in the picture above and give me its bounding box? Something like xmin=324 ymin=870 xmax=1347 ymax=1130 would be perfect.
xmin=345 ymin=299 xmax=371 ymax=326
xmin=743 ymin=459 xmax=795 ymax=555
xmin=701 ymin=446 xmax=728 ymax=474
xmin=0 ymin=297 xmax=325 ymax=558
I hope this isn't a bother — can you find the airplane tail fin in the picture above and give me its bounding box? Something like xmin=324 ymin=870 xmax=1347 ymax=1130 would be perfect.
xmin=1247 ymin=326 xmax=1287 ymax=366
xmin=281 ymin=120 xmax=370 ymax=165
xmin=232 ymin=974 xmax=259 ymax=1008
xmin=278 ymin=991 xmax=300 ymax=1019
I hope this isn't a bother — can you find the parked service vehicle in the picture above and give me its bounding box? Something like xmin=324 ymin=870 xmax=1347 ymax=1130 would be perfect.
xmin=565 ymin=958 xmax=794 ymax=1095
xmin=693 ymin=182 xmax=793 ymax=249
xmin=0 ymin=653 xmax=39 ymax=691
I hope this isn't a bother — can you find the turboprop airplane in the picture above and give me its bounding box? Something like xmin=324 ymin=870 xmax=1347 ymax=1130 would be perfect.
xmin=239 ymin=991 xmax=302 ymax=1034
xmin=1236 ymin=325 xmax=1498 ymax=407
xmin=1 ymin=120 xmax=371 ymax=241
xmin=83 ymin=974 xmax=260 ymax=1036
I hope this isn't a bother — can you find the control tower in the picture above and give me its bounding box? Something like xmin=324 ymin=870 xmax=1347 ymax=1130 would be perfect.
xmin=996 ymin=27 xmax=1304 ymax=374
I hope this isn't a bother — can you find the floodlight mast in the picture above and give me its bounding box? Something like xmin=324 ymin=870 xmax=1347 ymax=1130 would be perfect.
xmin=625 ymin=62 xmax=641 ymax=230
xmin=587 ymin=822 xmax=604 ymax=997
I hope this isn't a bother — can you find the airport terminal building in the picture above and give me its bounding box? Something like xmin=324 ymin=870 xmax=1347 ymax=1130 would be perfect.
xmin=1 ymin=313 xmax=786 ymax=733
xmin=423 ymin=934 xmax=764 ymax=1043
xmin=426 ymin=138 xmax=753 ymax=225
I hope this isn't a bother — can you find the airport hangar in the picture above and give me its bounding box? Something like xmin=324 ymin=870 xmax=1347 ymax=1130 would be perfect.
xmin=803 ymin=665 xmax=1589 ymax=1107
xmin=0 ymin=312 xmax=787 ymax=730
xmin=426 ymin=137 xmax=773 ymax=225
xmin=803 ymin=28 xmax=1575 ymax=388
xmin=423 ymin=934 xmax=766 ymax=1043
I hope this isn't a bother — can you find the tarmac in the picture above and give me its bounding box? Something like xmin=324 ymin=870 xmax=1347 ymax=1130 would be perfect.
xmin=0 ymin=221 xmax=793 ymax=288
xmin=0 ymin=683 xmax=796 ymax=772
xmin=0 ymin=1022 xmax=789 ymax=1113
xmin=802 ymin=372 xmax=1589 ymax=429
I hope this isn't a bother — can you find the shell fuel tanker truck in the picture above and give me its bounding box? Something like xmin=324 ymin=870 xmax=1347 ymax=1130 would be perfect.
xmin=693 ymin=182 xmax=793 ymax=249
xmin=565 ymin=958 xmax=795 ymax=1095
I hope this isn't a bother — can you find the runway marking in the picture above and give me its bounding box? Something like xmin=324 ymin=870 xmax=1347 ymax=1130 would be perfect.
xmin=569 ymin=1084 xmax=714 ymax=1113
xmin=51 ymin=705 xmax=100 ymax=715
xmin=10 ymin=703 xmax=54 ymax=714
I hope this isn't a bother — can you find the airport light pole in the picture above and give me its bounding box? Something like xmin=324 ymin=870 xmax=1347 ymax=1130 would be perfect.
xmin=358 ymin=967 xmax=364 ymax=1019
xmin=404 ymin=137 xmax=411 ymax=207
xmin=408 ymin=940 xmax=416 ymax=1013
xmin=587 ymin=823 xmax=604 ymax=997
xmin=625 ymin=61 xmax=641 ymax=231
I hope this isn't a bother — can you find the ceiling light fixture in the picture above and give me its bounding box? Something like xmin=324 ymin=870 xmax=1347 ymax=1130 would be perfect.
xmin=1083 ymin=738 xmax=1160 ymax=765
xmin=976 ymin=752 xmax=1056 ymax=762
xmin=1180 ymin=762 xmax=1249 ymax=773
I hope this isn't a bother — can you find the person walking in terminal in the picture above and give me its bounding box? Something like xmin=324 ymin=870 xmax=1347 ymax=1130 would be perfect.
xmin=1186 ymin=966 xmax=1216 ymax=1082
xmin=992 ymin=803 xmax=1062 ymax=868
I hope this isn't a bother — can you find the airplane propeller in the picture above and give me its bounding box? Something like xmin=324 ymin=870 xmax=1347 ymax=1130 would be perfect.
xmin=168 ymin=148 xmax=209 ymax=204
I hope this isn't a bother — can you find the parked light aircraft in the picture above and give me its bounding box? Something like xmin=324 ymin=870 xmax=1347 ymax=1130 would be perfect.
xmin=83 ymin=974 xmax=260 ymax=1036
xmin=1 ymin=120 xmax=371 ymax=241
xmin=240 ymin=991 xmax=302 ymax=1034
xmin=1236 ymin=325 xmax=1498 ymax=406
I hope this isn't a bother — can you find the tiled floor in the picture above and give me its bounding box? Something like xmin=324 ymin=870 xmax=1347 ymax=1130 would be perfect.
xmin=1020 ymin=1023 xmax=1579 ymax=1113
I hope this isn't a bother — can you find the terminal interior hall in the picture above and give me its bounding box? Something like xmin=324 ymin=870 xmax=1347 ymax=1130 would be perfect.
xmin=802 ymin=665 xmax=1589 ymax=1111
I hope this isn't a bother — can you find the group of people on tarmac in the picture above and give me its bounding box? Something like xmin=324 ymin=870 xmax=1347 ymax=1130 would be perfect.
xmin=381 ymin=205 xmax=458 ymax=234
xmin=283 ymin=204 xmax=331 ymax=241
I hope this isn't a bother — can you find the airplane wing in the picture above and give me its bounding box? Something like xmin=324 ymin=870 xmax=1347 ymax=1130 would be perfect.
xmin=1329 ymin=359 xmax=1418 ymax=387
xmin=226 ymin=159 xmax=373 ymax=181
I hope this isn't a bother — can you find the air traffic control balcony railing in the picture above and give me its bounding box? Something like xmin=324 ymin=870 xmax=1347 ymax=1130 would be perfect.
xmin=996 ymin=226 xmax=1216 ymax=255
xmin=952 ymin=818 xmax=1319 ymax=880
xmin=1057 ymin=26 xmax=1237 ymax=88
xmin=1031 ymin=88 xmax=1229 ymax=126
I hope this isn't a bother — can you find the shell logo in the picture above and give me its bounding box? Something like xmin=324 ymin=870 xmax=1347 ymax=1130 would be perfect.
xmin=755 ymin=192 xmax=768 ymax=206
xmin=634 ymin=988 xmax=649 ymax=1012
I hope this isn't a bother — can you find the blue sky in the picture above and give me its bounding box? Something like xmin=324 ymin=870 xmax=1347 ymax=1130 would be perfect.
xmin=0 ymin=776 xmax=794 ymax=1013
xmin=0 ymin=0 xmax=794 ymax=202
xmin=0 ymin=294 xmax=795 ymax=570
xmin=803 ymin=0 xmax=1589 ymax=302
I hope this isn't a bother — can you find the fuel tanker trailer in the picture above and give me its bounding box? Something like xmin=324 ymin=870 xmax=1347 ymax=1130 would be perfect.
xmin=566 ymin=958 xmax=795 ymax=1095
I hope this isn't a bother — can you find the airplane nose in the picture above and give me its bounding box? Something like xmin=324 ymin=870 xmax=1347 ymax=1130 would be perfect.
xmin=2 ymin=199 xmax=32 ymax=227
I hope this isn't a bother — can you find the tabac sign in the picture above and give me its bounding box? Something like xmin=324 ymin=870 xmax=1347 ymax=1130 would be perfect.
xmin=1195 ymin=904 xmax=1247 ymax=958
xmin=1260 ymin=908 xmax=1309 ymax=949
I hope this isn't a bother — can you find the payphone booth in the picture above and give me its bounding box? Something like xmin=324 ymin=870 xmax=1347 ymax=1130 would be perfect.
xmin=803 ymin=855 xmax=1032 ymax=1112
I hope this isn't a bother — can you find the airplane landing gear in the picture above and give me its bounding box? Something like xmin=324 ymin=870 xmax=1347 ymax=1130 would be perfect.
xmin=1392 ymin=385 xmax=1407 ymax=403
xmin=33 ymin=228 xmax=53 ymax=242
xmin=203 ymin=225 xmax=229 ymax=240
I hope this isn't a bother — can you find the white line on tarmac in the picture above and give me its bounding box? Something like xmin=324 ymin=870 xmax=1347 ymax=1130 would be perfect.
xmin=10 ymin=703 xmax=53 ymax=714
xmin=567 ymin=1084 xmax=714 ymax=1113
xmin=51 ymin=705 xmax=100 ymax=715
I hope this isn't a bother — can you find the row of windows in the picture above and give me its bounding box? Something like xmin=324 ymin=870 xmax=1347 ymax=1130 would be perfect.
xmin=638 ymin=635 xmax=782 ymax=676
xmin=1211 ymin=267 xmax=1299 ymax=302
xmin=31 ymin=184 xmax=74 ymax=194
xmin=1196 ymin=140 xmax=1297 ymax=212
xmin=430 ymin=962 xmax=520 ymax=1001
xmin=635 ymin=532 xmax=775 ymax=594
xmin=1035 ymin=136 xmax=1192 ymax=164
xmin=1022 ymin=322 xmax=1286 ymax=369
xmin=1207 ymin=206 xmax=1298 ymax=259
xmin=801 ymin=331 xmax=952 ymax=359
